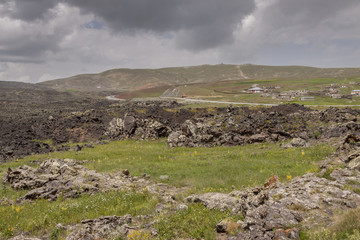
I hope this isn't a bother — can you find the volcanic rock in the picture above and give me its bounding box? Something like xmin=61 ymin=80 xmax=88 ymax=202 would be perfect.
xmin=3 ymin=158 xmax=184 ymax=203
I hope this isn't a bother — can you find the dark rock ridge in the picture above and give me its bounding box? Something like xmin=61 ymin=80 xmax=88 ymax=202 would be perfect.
xmin=106 ymin=104 xmax=360 ymax=149
xmin=1 ymin=100 xmax=360 ymax=162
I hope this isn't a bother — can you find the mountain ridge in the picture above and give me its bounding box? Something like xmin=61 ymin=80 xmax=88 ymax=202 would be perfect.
xmin=37 ymin=64 xmax=360 ymax=92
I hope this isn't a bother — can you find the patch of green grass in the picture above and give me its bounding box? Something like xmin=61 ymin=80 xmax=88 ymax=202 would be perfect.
xmin=301 ymin=209 xmax=360 ymax=240
xmin=0 ymin=191 xmax=159 ymax=239
xmin=16 ymin=139 xmax=334 ymax=192
xmin=321 ymin=166 xmax=336 ymax=181
xmin=155 ymin=204 xmax=242 ymax=240
xmin=32 ymin=139 xmax=54 ymax=145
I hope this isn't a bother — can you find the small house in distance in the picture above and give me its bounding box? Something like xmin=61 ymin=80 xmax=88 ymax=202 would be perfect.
xmin=351 ymin=90 xmax=360 ymax=96
xmin=300 ymin=96 xmax=315 ymax=101
xmin=248 ymin=87 xmax=264 ymax=93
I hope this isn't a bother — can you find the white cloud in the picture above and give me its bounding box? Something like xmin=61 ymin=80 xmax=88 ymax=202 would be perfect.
xmin=0 ymin=62 xmax=30 ymax=82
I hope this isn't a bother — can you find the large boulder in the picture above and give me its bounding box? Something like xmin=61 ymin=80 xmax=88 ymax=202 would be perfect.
xmin=123 ymin=115 xmax=136 ymax=134
xmin=281 ymin=138 xmax=311 ymax=148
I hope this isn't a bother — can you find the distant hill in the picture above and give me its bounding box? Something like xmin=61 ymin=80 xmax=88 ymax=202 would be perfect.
xmin=0 ymin=81 xmax=80 ymax=103
xmin=37 ymin=64 xmax=360 ymax=92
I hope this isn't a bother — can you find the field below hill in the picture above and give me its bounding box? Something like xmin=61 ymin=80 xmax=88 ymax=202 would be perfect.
xmin=0 ymin=139 xmax=334 ymax=239
xmin=116 ymin=76 xmax=360 ymax=106
xmin=1 ymin=82 xmax=360 ymax=239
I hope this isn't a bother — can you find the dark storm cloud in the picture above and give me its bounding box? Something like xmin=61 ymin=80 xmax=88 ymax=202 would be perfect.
xmin=67 ymin=0 xmax=254 ymax=32
xmin=1 ymin=0 xmax=60 ymax=20
xmin=0 ymin=0 xmax=255 ymax=51
xmin=65 ymin=0 xmax=255 ymax=50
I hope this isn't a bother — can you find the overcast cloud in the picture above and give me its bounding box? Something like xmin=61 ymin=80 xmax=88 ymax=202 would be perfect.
xmin=0 ymin=0 xmax=360 ymax=83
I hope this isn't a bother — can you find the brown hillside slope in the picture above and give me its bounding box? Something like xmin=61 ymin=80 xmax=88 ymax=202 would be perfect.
xmin=38 ymin=64 xmax=360 ymax=92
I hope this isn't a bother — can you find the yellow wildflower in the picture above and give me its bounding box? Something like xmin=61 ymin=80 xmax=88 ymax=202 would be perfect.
xmin=15 ymin=206 xmax=22 ymax=213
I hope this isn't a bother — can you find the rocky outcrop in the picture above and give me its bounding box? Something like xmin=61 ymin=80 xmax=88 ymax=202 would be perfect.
xmin=65 ymin=215 xmax=142 ymax=240
xmin=281 ymin=138 xmax=311 ymax=148
xmin=187 ymin=165 xmax=360 ymax=239
xmin=106 ymin=117 xmax=171 ymax=140
xmin=3 ymin=98 xmax=360 ymax=162
xmin=320 ymin=122 xmax=360 ymax=139
xmin=3 ymin=159 xmax=183 ymax=203
xmin=168 ymin=118 xmax=282 ymax=148
xmin=320 ymin=107 xmax=359 ymax=123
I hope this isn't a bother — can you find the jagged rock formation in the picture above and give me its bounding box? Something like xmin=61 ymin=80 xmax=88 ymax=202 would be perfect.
xmin=186 ymin=145 xmax=360 ymax=239
xmin=64 ymin=215 xmax=158 ymax=240
xmin=2 ymin=99 xmax=360 ymax=163
xmin=3 ymin=158 xmax=182 ymax=203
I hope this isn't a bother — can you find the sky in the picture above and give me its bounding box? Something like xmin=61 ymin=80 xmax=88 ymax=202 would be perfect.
xmin=0 ymin=0 xmax=360 ymax=83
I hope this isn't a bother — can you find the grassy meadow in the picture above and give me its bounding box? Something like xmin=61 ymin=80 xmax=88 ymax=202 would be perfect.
xmin=1 ymin=139 xmax=335 ymax=193
xmin=116 ymin=75 xmax=360 ymax=106
xmin=0 ymin=139 xmax=336 ymax=239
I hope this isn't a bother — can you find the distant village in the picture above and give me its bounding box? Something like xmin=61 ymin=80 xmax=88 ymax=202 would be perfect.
xmin=162 ymin=81 xmax=360 ymax=101
xmin=246 ymin=82 xmax=360 ymax=101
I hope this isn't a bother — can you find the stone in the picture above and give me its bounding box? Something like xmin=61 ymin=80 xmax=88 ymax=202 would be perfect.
xmin=177 ymin=204 xmax=189 ymax=211
xmin=185 ymin=193 xmax=238 ymax=211
xmin=216 ymin=219 xmax=241 ymax=233
xmin=124 ymin=115 xmax=137 ymax=134
xmin=348 ymin=156 xmax=360 ymax=170
xmin=282 ymin=138 xmax=310 ymax=148
xmin=105 ymin=118 xmax=124 ymax=138
xmin=159 ymin=175 xmax=169 ymax=181
xmin=155 ymin=203 xmax=167 ymax=213
xmin=0 ymin=197 xmax=15 ymax=206
xmin=65 ymin=230 xmax=96 ymax=240
xmin=249 ymin=133 xmax=267 ymax=143
xmin=122 ymin=169 xmax=130 ymax=176
xmin=74 ymin=145 xmax=82 ymax=152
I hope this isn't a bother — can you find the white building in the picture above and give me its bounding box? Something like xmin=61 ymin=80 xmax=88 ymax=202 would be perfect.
xmin=351 ymin=90 xmax=360 ymax=96
xmin=248 ymin=87 xmax=264 ymax=93
xmin=300 ymin=97 xmax=315 ymax=101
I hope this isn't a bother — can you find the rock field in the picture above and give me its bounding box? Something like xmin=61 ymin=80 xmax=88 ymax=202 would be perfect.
xmin=2 ymin=97 xmax=360 ymax=239
xmin=2 ymin=98 xmax=360 ymax=163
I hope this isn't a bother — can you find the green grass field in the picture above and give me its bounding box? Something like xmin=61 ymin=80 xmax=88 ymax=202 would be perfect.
xmin=119 ymin=76 xmax=360 ymax=107
xmin=1 ymin=139 xmax=335 ymax=193
xmin=0 ymin=139 xmax=336 ymax=239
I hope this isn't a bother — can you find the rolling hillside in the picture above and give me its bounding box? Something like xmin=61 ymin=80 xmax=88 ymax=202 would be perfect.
xmin=38 ymin=64 xmax=360 ymax=92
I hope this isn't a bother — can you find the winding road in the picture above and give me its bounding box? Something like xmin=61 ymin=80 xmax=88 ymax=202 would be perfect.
xmin=106 ymin=95 xmax=360 ymax=107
